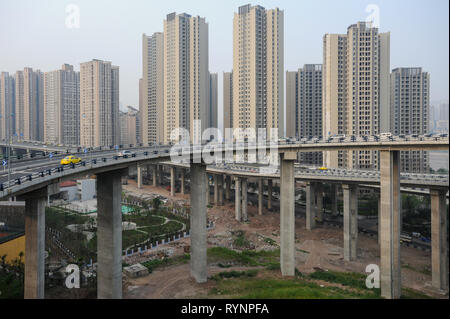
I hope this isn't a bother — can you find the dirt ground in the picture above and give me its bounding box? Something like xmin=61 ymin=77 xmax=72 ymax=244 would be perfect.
xmin=122 ymin=181 xmax=446 ymax=299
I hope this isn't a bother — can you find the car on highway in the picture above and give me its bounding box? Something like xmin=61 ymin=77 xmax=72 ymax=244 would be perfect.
xmin=318 ymin=167 xmax=328 ymax=171
xmin=60 ymin=155 xmax=82 ymax=165
xmin=117 ymin=150 xmax=135 ymax=157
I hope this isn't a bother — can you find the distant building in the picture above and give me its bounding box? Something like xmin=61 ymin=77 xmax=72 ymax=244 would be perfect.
xmin=223 ymin=71 xmax=233 ymax=134
xmin=286 ymin=64 xmax=323 ymax=165
xmin=0 ymin=72 xmax=15 ymax=140
xmin=209 ymin=72 xmax=218 ymax=129
xmin=80 ymin=59 xmax=119 ymax=147
xmin=142 ymin=33 xmax=164 ymax=145
xmin=77 ymin=179 xmax=96 ymax=201
xmin=323 ymin=22 xmax=390 ymax=170
xmin=120 ymin=106 xmax=140 ymax=145
xmin=232 ymin=4 xmax=284 ymax=139
xmin=43 ymin=64 xmax=80 ymax=145
xmin=391 ymin=67 xmax=430 ymax=172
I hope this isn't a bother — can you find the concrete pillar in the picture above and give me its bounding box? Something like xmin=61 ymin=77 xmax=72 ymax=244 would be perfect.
xmin=305 ymin=182 xmax=316 ymax=230
xmin=268 ymin=179 xmax=273 ymax=210
xmin=380 ymin=150 xmax=401 ymax=299
xmin=213 ymin=175 xmax=219 ymax=205
xmin=158 ymin=165 xmax=163 ymax=185
xmin=316 ymin=183 xmax=323 ymax=222
xmin=22 ymin=190 xmax=46 ymax=299
xmin=280 ymin=153 xmax=296 ymax=276
xmin=190 ymin=163 xmax=207 ymax=283
xmin=205 ymin=175 xmax=210 ymax=206
xmin=218 ymin=175 xmax=224 ymax=206
xmin=235 ymin=177 xmax=241 ymax=221
xmin=241 ymin=178 xmax=248 ymax=222
xmin=331 ymin=184 xmax=338 ymax=216
xmin=170 ymin=167 xmax=175 ymax=196
xmin=430 ymin=188 xmax=449 ymax=292
xmin=225 ymin=175 xmax=231 ymax=201
xmin=152 ymin=165 xmax=157 ymax=186
xmin=96 ymin=170 xmax=124 ymax=299
xmin=137 ymin=165 xmax=143 ymax=189
xmin=378 ymin=196 xmax=381 ymax=245
xmin=180 ymin=169 xmax=185 ymax=194
xmin=343 ymin=184 xmax=358 ymax=261
xmin=258 ymin=178 xmax=263 ymax=216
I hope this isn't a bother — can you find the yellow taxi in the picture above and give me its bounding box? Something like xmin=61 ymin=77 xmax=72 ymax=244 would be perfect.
xmin=60 ymin=155 xmax=82 ymax=165
xmin=318 ymin=167 xmax=328 ymax=170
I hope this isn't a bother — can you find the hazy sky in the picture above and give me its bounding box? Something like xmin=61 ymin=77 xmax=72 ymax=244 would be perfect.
xmin=1 ymin=0 xmax=448 ymax=122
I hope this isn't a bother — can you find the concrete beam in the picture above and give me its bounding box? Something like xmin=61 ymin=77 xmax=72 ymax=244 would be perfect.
xmin=258 ymin=178 xmax=263 ymax=216
xmin=96 ymin=169 xmax=125 ymax=299
xmin=430 ymin=188 xmax=449 ymax=292
xmin=343 ymin=184 xmax=358 ymax=261
xmin=152 ymin=165 xmax=157 ymax=186
xmin=235 ymin=177 xmax=241 ymax=221
xmin=180 ymin=169 xmax=185 ymax=194
xmin=190 ymin=163 xmax=207 ymax=283
xmin=305 ymin=182 xmax=316 ymax=230
xmin=213 ymin=175 xmax=219 ymax=205
xmin=280 ymin=155 xmax=295 ymax=276
xmin=241 ymin=178 xmax=248 ymax=222
xmin=380 ymin=150 xmax=401 ymax=299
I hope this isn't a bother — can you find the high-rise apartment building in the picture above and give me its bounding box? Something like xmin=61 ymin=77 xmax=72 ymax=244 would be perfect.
xmin=12 ymin=68 xmax=45 ymax=141
xmin=323 ymin=22 xmax=390 ymax=169
xmin=43 ymin=64 xmax=80 ymax=145
xmin=209 ymin=72 xmax=218 ymax=128
xmin=232 ymin=4 xmax=284 ymax=140
xmin=163 ymin=12 xmax=209 ymax=144
xmin=223 ymin=71 xmax=233 ymax=133
xmin=79 ymin=59 xmax=119 ymax=148
xmin=391 ymin=67 xmax=430 ymax=172
xmin=286 ymin=64 xmax=323 ymax=165
xmin=0 ymin=72 xmax=15 ymax=140
xmin=142 ymin=32 xmax=164 ymax=145
xmin=120 ymin=105 xmax=140 ymax=145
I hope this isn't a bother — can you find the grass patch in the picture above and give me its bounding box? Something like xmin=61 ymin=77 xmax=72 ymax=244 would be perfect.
xmin=208 ymin=275 xmax=380 ymax=299
xmin=263 ymin=237 xmax=276 ymax=246
xmin=207 ymin=247 xmax=279 ymax=267
xmin=232 ymin=231 xmax=251 ymax=248
xmin=142 ymin=253 xmax=190 ymax=273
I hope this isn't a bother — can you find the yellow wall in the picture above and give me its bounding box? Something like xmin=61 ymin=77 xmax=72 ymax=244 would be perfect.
xmin=0 ymin=235 xmax=25 ymax=264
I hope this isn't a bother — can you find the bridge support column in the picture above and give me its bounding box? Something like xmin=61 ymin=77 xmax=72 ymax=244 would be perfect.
xmin=380 ymin=150 xmax=401 ymax=299
xmin=152 ymin=165 xmax=157 ymax=186
xmin=97 ymin=169 xmax=126 ymax=299
xmin=190 ymin=163 xmax=207 ymax=283
xmin=180 ymin=169 xmax=185 ymax=194
xmin=241 ymin=178 xmax=248 ymax=222
xmin=213 ymin=175 xmax=219 ymax=205
xmin=235 ymin=177 xmax=241 ymax=221
xmin=331 ymin=184 xmax=338 ymax=216
xmin=258 ymin=178 xmax=263 ymax=216
xmin=430 ymin=188 xmax=449 ymax=292
xmin=316 ymin=183 xmax=323 ymax=222
xmin=378 ymin=196 xmax=381 ymax=245
xmin=225 ymin=175 xmax=231 ymax=201
xmin=218 ymin=175 xmax=224 ymax=206
xmin=137 ymin=165 xmax=143 ymax=189
xmin=280 ymin=152 xmax=296 ymax=276
xmin=170 ymin=167 xmax=175 ymax=196
xmin=343 ymin=184 xmax=358 ymax=261
xmin=306 ymin=182 xmax=316 ymax=230
xmin=158 ymin=165 xmax=163 ymax=185
xmin=267 ymin=179 xmax=273 ymax=210
xmin=205 ymin=175 xmax=210 ymax=206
